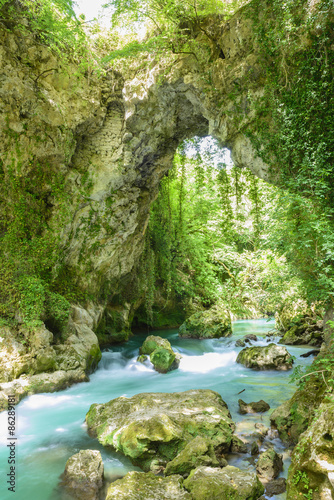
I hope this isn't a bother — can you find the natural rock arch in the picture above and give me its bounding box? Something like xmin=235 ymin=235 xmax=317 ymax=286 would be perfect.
xmin=0 ymin=0 xmax=290 ymax=322
xmin=62 ymin=4 xmax=271 ymax=306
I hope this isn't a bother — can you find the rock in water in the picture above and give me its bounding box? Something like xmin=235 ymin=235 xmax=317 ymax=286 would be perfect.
xmin=85 ymin=389 xmax=235 ymax=472
xmin=106 ymin=471 xmax=191 ymax=500
xmin=251 ymin=441 xmax=259 ymax=456
xmin=230 ymin=435 xmax=247 ymax=453
xmin=61 ymin=450 xmax=104 ymax=500
xmin=178 ymin=305 xmax=232 ymax=339
xmin=236 ymin=343 xmax=293 ymax=370
xmin=139 ymin=335 xmax=181 ymax=373
xmin=238 ymin=399 xmax=270 ymax=414
xmin=183 ymin=465 xmax=264 ymax=500
xmin=244 ymin=334 xmax=258 ymax=342
xmin=139 ymin=335 xmax=172 ymax=355
xmin=256 ymin=449 xmax=283 ymax=482
xmin=150 ymin=347 xmax=180 ymax=374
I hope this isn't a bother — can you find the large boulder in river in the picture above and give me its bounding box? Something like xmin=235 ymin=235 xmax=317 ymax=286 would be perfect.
xmin=85 ymin=389 xmax=235 ymax=472
xmin=106 ymin=471 xmax=191 ymax=500
xmin=236 ymin=343 xmax=294 ymax=370
xmin=138 ymin=335 xmax=181 ymax=373
xmin=183 ymin=465 xmax=264 ymax=500
xmin=178 ymin=305 xmax=232 ymax=339
xmin=61 ymin=449 xmax=104 ymax=500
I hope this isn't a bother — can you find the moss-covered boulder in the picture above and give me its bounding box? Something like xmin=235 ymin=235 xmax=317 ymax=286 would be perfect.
xmin=60 ymin=449 xmax=104 ymax=500
xmin=106 ymin=471 xmax=191 ymax=500
xmin=85 ymin=389 xmax=235 ymax=472
xmin=238 ymin=399 xmax=270 ymax=414
xmin=236 ymin=343 xmax=293 ymax=370
xmin=287 ymin=395 xmax=334 ymax=499
xmin=164 ymin=436 xmax=219 ymax=477
xmin=178 ymin=305 xmax=232 ymax=339
xmin=256 ymin=449 xmax=283 ymax=482
xmin=139 ymin=335 xmax=172 ymax=355
xmin=183 ymin=465 xmax=264 ymax=500
xmin=150 ymin=347 xmax=180 ymax=373
xmin=139 ymin=336 xmax=181 ymax=373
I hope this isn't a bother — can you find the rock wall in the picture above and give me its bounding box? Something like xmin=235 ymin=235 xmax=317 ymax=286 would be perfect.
xmin=0 ymin=0 xmax=270 ymax=314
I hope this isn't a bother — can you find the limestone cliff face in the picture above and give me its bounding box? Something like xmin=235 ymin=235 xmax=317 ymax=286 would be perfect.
xmin=0 ymin=1 xmax=269 ymax=315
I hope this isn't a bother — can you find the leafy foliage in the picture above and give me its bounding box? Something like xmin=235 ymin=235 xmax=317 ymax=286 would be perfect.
xmin=102 ymin=0 xmax=247 ymax=65
xmin=246 ymin=0 xmax=334 ymax=305
xmin=139 ymin=138 xmax=304 ymax=323
xmin=0 ymin=0 xmax=94 ymax=70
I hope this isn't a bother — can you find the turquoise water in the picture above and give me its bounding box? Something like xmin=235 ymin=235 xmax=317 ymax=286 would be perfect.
xmin=0 ymin=319 xmax=313 ymax=499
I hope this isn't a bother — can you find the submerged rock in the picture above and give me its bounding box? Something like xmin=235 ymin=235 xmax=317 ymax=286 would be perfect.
xmin=178 ymin=305 xmax=232 ymax=339
xmin=238 ymin=399 xmax=270 ymax=414
xmin=164 ymin=436 xmax=219 ymax=477
xmin=256 ymin=448 xmax=283 ymax=482
xmin=85 ymin=389 xmax=235 ymax=472
xmin=61 ymin=450 xmax=104 ymax=500
xmin=236 ymin=343 xmax=294 ymax=370
xmin=139 ymin=335 xmax=180 ymax=373
xmin=183 ymin=465 xmax=264 ymax=500
xmin=106 ymin=471 xmax=191 ymax=500
xmin=300 ymin=349 xmax=320 ymax=358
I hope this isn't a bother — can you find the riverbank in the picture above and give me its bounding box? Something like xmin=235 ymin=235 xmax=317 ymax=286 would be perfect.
xmin=0 ymin=319 xmax=313 ymax=500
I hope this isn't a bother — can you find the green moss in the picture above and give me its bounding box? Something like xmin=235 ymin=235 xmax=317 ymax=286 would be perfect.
xmin=150 ymin=347 xmax=176 ymax=373
xmin=139 ymin=335 xmax=172 ymax=355
xmin=86 ymin=344 xmax=102 ymax=373
xmin=184 ymin=466 xmax=264 ymax=500
xmin=85 ymin=390 xmax=234 ymax=472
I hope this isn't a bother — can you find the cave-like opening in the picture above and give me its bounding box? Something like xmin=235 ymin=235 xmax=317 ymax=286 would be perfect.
xmin=131 ymin=135 xmax=312 ymax=335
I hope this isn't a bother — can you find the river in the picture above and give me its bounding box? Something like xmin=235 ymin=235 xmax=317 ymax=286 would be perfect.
xmin=0 ymin=319 xmax=314 ymax=499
